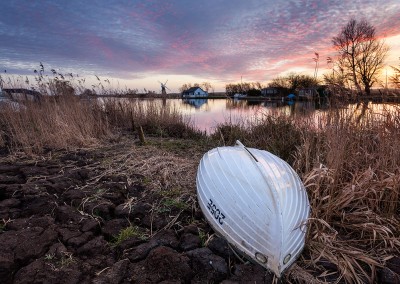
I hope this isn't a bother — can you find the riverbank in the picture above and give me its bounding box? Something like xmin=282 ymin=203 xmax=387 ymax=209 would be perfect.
xmin=0 ymin=136 xmax=277 ymax=283
xmin=0 ymin=97 xmax=399 ymax=283
xmin=0 ymin=135 xmax=399 ymax=283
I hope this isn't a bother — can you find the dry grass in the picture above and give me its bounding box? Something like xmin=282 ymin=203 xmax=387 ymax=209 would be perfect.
xmin=290 ymin=105 xmax=400 ymax=283
xmin=71 ymin=138 xmax=201 ymax=236
xmin=0 ymin=96 xmax=110 ymax=154
xmin=101 ymin=98 xmax=203 ymax=138
xmin=212 ymin=104 xmax=400 ymax=283
xmin=212 ymin=112 xmax=304 ymax=163
xmin=0 ymin=96 xmax=203 ymax=154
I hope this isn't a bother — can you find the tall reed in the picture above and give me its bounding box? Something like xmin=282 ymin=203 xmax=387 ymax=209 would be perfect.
xmin=294 ymin=106 xmax=400 ymax=283
xmin=214 ymin=104 xmax=400 ymax=282
xmin=0 ymin=97 xmax=204 ymax=154
xmin=212 ymin=111 xmax=304 ymax=163
xmin=0 ymin=96 xmax=110 ymax=154
xmin=101 ymin=98 xmax=203 ymax=138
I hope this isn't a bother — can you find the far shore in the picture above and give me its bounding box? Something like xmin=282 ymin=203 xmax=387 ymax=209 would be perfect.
xmin=88 ymin=92 xmax=400 ymax=103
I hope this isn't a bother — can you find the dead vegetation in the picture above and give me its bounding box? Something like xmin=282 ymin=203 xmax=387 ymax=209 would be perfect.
xmin=0 ymin=96 xmax=203 ymax=154
xmin=0 ymin=96 xmax=399 ymax=283
xmin=292 ymin=106 xmax=400 ymax=283
xmin=0 ymin=96 xmax=110 ymax=153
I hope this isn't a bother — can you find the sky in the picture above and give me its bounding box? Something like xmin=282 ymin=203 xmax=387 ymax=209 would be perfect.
xmin=1 ymin=0 xmax=400 ymax=93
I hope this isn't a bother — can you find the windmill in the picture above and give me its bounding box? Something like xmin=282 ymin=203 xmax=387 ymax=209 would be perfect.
xmin=158 ymin=80 xmax=170 ymax=95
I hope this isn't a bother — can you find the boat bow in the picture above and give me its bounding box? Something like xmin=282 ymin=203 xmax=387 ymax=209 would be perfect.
xmin=196 ymin=141 xmax=310 ymax=277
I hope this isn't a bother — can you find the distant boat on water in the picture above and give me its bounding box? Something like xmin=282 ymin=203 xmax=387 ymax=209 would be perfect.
xmin=233 ymin=93 xmax=247 ymax=99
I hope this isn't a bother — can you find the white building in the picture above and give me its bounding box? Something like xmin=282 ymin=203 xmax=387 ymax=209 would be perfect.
xmin=181 ymin=87 xmax=208 ymax=98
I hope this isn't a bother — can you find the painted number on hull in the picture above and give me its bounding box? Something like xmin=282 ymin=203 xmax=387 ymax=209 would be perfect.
xmin=207 ymin=199 xmax=226 ymax=225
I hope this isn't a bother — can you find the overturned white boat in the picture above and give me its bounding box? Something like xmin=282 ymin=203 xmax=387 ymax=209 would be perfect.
xmin=196 ymin=141 xmax=310 ymax=277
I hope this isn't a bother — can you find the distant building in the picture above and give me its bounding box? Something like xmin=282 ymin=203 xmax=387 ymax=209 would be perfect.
xmin=261 ymin=87 xmax=289 ymax=98
xmin=182 ymin=87 xmax=208 ymax=98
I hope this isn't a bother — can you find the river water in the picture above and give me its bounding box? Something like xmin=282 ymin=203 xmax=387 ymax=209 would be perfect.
xmin=106 ymin=98 xmax=399 ymax=134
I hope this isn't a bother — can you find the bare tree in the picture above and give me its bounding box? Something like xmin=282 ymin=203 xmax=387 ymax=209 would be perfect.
xmin=269 ymin=73 xmax=318 ymax=92
xmin=390 ymin=58 xmax=400 ymax=89
xmin=251 ymin=82 xmax=263 ymax=90
xmin=201 ymin=82 xmax=214 ymax=93
xmin=268 ymin=76 xmax=291 ymax=89
xmin=225 ymin=81 xmax=262 ymax=96
xmin=324 ymin=56 xmax=353 ymax=96
xmin=332 ymin=18 xmax=389 ymax=95
xmin=179 ymin=83 xmax=192 ymax=93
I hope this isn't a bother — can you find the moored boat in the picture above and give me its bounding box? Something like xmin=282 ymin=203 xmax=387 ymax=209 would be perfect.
xmin=196 ymin=141 xmax=310 ymax=277
xmin=233 ymin=93 xmax=247 ymax=99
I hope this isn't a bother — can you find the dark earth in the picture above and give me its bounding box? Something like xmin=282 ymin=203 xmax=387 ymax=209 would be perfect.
xmin=0 ymin=138 xmax=399 ymax=283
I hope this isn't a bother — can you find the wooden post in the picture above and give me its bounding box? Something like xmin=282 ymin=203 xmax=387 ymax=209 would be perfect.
xmin=130 ymin=110 xmax=135 ymax=132
xmin=137 ymin=126 xmax=146 ymax=145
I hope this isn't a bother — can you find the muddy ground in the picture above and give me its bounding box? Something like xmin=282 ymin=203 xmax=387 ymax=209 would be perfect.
xmin=0 ymin=136 xmax=399 ymax=283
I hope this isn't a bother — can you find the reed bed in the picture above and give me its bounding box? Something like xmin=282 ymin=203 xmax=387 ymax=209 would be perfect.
xmin=294 ymin=106 xmax=400 ymax=283
xmin=0 ymin=96 xmax=110 ymax=154
xmin=101 ymin=98 xmax=203 ymax=138
xmin=212 ymin=112 xmax=303 ymax=163
xmin=213 ymin=104 xmax=400 ymax=283
xmin=0 ymin=96 xmax=203 ymax=154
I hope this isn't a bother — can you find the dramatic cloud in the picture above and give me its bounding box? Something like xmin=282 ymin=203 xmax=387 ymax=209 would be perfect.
xmin=0 ymin=0 xmax=399 ymax=91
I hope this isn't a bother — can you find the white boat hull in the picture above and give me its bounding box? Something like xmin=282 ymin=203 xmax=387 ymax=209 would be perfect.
xmin=196 ymin=141 xmax=310 ymax=277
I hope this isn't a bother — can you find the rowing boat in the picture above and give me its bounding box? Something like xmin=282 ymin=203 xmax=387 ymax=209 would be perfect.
xmin=196 ymin=141 xmax=310 ymax=277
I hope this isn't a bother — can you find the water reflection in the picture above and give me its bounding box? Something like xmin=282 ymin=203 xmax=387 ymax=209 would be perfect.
xmin=182 ymin=98 xmax=208 ymax=109
xmin=177 ymin=98 xmax=398 ymax=133
xmin=180 ymin=99 xmax=321 ymax=133
xmin=226 ymin=99 xmax=248 ymax=109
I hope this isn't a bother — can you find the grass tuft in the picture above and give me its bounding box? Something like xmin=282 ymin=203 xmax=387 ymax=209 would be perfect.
xmin=112 ymin=225 xmax=146 ymax=246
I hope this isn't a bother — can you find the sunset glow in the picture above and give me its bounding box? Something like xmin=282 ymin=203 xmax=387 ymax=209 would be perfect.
xmin=1 ymin=0 xmax=399 ymax=92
